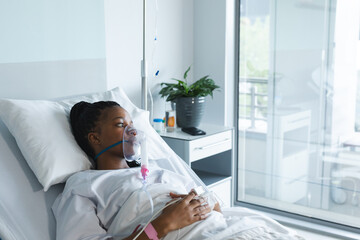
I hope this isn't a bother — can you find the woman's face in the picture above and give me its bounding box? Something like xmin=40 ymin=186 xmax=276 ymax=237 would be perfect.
xmin=94 ymin=106 xmax=133 ymax=158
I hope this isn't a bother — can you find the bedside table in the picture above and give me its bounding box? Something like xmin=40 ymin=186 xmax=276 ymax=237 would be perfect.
xmin=160 ymin=124 xmax=234 ymax=207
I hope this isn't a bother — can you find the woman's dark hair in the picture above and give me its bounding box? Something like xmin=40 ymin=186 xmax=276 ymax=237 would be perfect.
xmin=70 ymin=101 xmax=121 ymax=165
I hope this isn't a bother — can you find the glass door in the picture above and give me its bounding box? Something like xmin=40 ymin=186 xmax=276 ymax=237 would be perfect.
xmin=238 ymin=0 xmax=360 ymax=228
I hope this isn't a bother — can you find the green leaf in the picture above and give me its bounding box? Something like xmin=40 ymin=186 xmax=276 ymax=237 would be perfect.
xmin=183 ymin=66 xmax=191 ymax=80
xmin=171 ymin=78 xmax=182 ymax=82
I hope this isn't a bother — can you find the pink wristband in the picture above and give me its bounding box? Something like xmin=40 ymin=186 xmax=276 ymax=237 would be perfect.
xmin=144 ymin=223 xmax=159 ymax=240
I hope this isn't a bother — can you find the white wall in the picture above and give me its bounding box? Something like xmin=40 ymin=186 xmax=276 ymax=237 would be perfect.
xmin=0 ymin=0 xmax=107 ymax=99
xmin=225 ymin=0 xmax=236 ymax=128
xmin=105 ymin=0 xmax=194 ymax=119
xmin=0 ymin=0 xmax=235 ymax=125
xmin=193 ymin=0 xmax=225 ymax=126
xmin=0 ymin=0 xmax=105 ymax=64
xmin=0 ymin=59 xmax=106 ymax=100
xmin=193 ymin=0 xmax=235 ymax=127
xmin=105 ymin=0 xmax=235 ymax=127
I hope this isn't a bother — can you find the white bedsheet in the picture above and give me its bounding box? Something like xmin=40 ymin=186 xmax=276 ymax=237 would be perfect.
xmin=52 ymin=164 xmax=305 ymax=240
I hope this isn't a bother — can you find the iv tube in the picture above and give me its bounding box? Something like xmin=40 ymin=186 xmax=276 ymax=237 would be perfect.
xmin=139 ymin=136 xmax=153 ymax=217
xmin=140 ymin=138 xmax=149 ymax=181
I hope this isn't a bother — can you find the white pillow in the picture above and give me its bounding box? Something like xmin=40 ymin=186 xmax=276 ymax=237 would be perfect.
xmin=0 ymin=87 xmax=140 ymax=191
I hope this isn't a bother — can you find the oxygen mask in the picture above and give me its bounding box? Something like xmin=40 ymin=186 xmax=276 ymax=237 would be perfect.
xmin=93 ymin=125 xmax=145 ymax=166
xmin=123 ymin=125 xmax=145 ymax=162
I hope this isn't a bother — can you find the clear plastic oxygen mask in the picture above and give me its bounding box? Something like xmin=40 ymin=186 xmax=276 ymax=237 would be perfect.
xmin=93 ymin=125 xmax=148 ymax=174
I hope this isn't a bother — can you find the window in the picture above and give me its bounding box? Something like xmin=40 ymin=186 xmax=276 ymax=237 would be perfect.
xmin=237 ymin=0 xmax=360 ymax=229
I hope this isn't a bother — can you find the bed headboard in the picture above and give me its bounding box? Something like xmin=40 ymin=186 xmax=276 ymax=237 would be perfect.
xmin=0 ymin=119 xmax=64 ymax=240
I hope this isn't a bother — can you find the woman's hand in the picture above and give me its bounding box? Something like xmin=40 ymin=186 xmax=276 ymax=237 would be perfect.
xmin=152 ymin=191 xmax=211 ymax=237
xmin=170 ymin=191 xmax=222 ymax=213
xmin=124 ymin=192 xmax=212 ymax=240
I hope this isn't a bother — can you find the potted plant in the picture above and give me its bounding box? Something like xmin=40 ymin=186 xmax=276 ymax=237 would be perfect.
xmin=159 ymin=66 xmax=220 ymax=128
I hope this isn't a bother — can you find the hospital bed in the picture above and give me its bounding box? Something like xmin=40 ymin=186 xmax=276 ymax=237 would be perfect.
xmin=0 ymin=87 xmax=303 ymax=240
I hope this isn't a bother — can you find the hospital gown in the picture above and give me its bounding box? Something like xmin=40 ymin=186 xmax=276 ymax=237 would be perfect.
xmin=52 ymin=166 xmax=305 ymax=240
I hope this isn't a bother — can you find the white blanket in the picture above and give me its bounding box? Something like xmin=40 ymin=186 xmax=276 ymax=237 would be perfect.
xmin=52 ymin=166 xmax=305 ymax=240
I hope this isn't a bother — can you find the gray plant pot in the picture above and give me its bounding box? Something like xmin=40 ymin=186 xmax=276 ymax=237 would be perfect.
xmin=175 ymin=97 xmax=206 ymax=128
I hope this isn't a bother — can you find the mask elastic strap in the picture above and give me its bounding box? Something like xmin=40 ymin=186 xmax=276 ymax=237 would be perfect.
xmin=94 ymin=140 xmax=127 ymax=161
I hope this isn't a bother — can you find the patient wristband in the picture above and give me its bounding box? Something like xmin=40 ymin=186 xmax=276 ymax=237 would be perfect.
xmin=144 ymin=223 xmax=159 ymax=240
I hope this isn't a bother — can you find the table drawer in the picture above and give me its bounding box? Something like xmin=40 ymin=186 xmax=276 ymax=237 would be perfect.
xmin=208 ymin=178 xmax=232 ymax=207
xmin=189 ymin=130 xmax=232 ymax=162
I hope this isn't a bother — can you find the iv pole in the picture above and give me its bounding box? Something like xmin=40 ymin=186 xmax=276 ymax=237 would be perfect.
xmin=141 ymin=0 xmax=147 ymax=110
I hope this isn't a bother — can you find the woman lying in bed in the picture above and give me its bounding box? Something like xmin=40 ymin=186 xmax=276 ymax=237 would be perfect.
xmin=53 ymin=101 xmax=221 ymax=240
xmin=52 ymin=101 xmax=304 ymax=240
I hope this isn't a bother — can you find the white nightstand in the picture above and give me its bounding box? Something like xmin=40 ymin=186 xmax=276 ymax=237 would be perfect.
xmin=160 ymin=124 xmax=234 ymax=207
